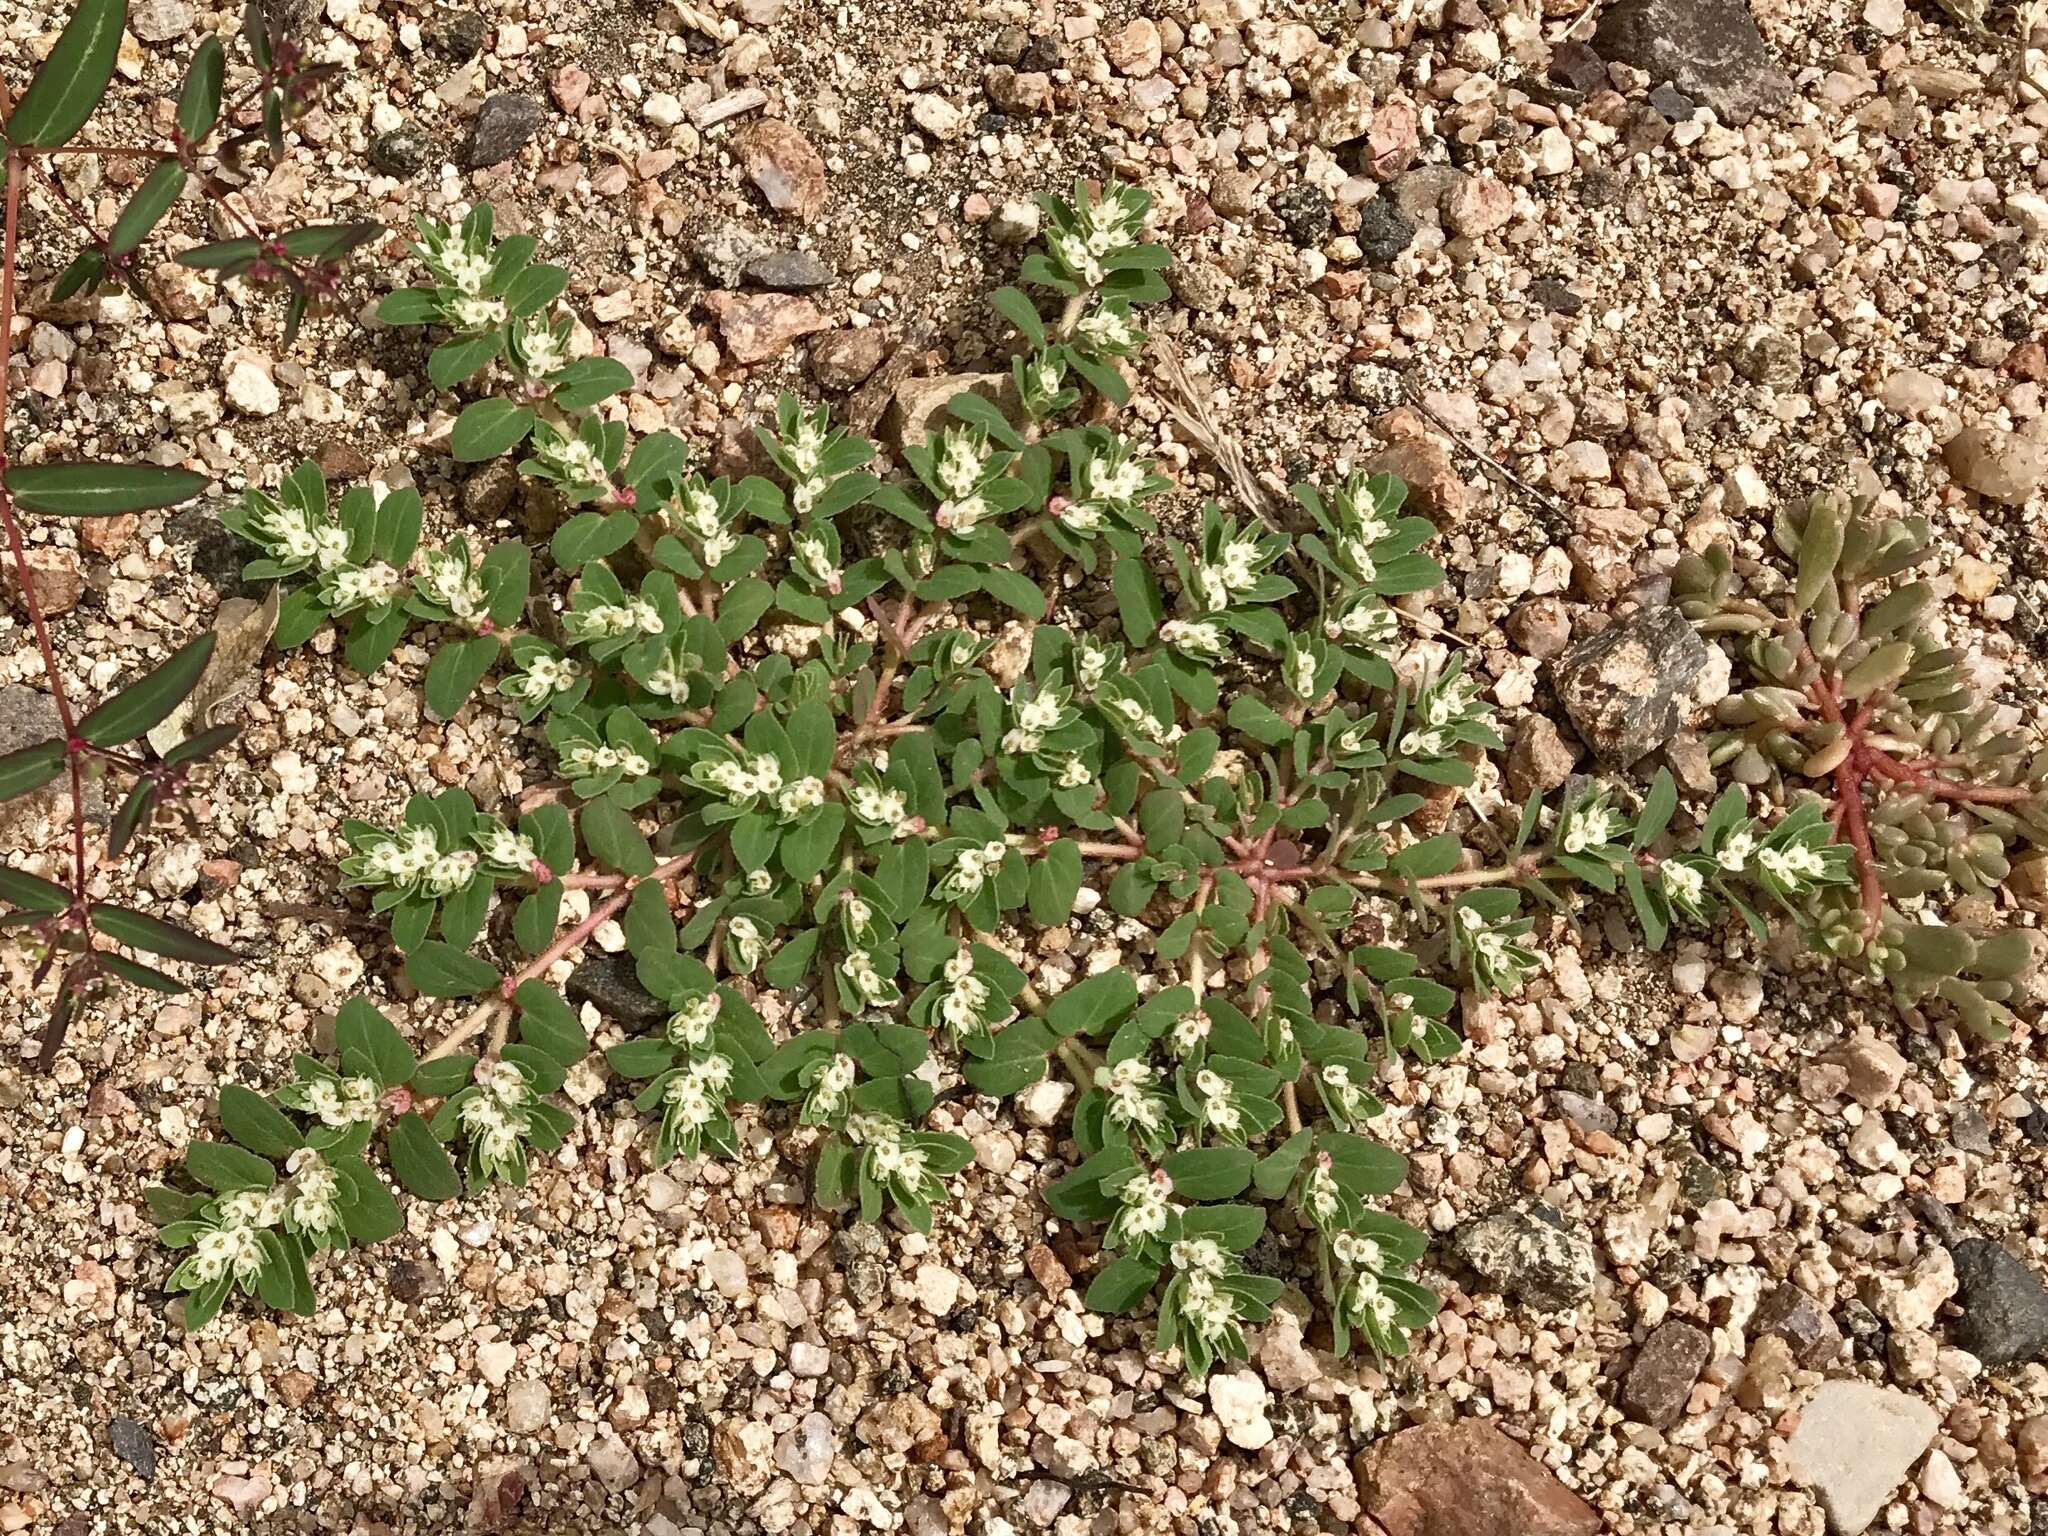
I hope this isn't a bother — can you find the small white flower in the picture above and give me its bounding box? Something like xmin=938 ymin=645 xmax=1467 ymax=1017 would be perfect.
xmin=776 ymin=776 xmax=825 ymax=822
xmin=667 ymin=992 xmax=722 ymax=1048
xmin=450 ymin=294 xmax=507 ymax=330
xmin=1759 ymin=842 xmax=1825 ymax=885
xmin=934 ymin=430 xmax=987 ymax=499
xmin=421 ymin=850 xmax=478 ymax=897
xmin=327 ymin=562 xmax=404 ymax=612
xmin=439 ymin=242 xmax=494 ymax=296
xmin=1170 ymin=1237 xmax=1227 ymax=1275
xmin=1717 ymin=829 xmax=1756 ymax=873
xmin=1560 ymin=804 xmax=1620 ymax=856
xmin=1661 ymin=860 xmax=1706 ymax=907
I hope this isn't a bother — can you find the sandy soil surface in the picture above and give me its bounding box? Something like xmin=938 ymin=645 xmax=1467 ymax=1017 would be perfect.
xmin=2 ymin=0 xmax=2047 ymax=1531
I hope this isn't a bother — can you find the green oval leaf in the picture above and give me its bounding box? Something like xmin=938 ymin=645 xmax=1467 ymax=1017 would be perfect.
xmin=387 ymin=1110 xmax=461 ymax=1200
xmin=1160 ymin=1146 xmax=1254 ymax=1200
xmin=1084 ymin=1254 xmax=1158 ymax=1314
xmin=1045 ymin=967 xmax=1138 ymax=1038
xmin=549 ymin=356 xmax=634 ymax=411
xmin=513 ymin=980 xmax=587 ymax=1069
xmin=218 ymin=1083 xmax=303 ymax=1158
xmin=450 ymin=398 xmax=536 ymax=462
xmin=406 ymin=941 xmax=501 ymax=998
xmin=5 ymin=461 xmax=209 ymax=517
xmin=336 ymin=996 xmax=417 ymax=1088
xmin=186 ymin=1139 xmax=275 ymax=1193
xmin=423 ymin=634 xmax=500 ymax=720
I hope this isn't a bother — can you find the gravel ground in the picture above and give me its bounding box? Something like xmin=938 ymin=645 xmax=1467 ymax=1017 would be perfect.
xmin=3 ymin=0 xmax=2048 ymax=1532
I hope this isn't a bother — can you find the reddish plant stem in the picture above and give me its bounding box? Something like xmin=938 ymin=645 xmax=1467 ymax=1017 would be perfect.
xmin=1832 ymin=755 xmax=1885 ymax=938
xmin=500 ymin=851 xmax=694 ymax=1000
xmin=0 ymin=135 xmax=105 ymax=1063
xmin=1073 ymin=840 xmax=1143 ymax=861
xmin=1805 ymin=676 xmax=1886 ymax=937
xmin=1862 ymin=745 xmax=2034 ymax=804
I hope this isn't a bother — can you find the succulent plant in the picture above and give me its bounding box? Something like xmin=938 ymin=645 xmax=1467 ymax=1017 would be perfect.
xmin=1676 ymin=492 xmax=2047 ymax=1037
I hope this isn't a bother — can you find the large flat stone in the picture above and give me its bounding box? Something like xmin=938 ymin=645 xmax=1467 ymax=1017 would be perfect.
xmin=1591 ymin=0 xmax=1792 ymax=127
xmin=1357 ymin=1420 xmax=1604 ymax=1536
xmin=1785 ymin=1381 xmax=1937 ymax=1534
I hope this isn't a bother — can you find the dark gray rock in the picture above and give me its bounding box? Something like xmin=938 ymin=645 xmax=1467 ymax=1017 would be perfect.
xmin=566 ymin=952 xmax=668 ymax=1028
xmin=166 ymin=501 xmax=263 ymax=601
xmin=1620 ymin=1321 xmax=1710 ymax=1427
xmin=1356 ymin=198 xmax=1416 ymax=264
xmin=1752 ymin=1282 xmax=1842 ymax=1367
xmin=1548 ymin=39 xmax=1609 ymax=93
xmin=388 ymin=1258 xmax=444 ymax=1303
xmin=743 ymin=249 xmax=834 ymax=292
xmin=1270 ymin=184 xmax=1331 ymax=247
xmin=109 ymin=1416 xmax=155 ymax=1482
xmin=1528 ymin=276 xmax=1585 ymax=315
xmin=369 ymin=124 xmax=438 ymax=177
xmin=1591 ymin=0 xmax=1791 ymax=127
xmin=689 ymin=219 xmax=781 ymax=287
xmin=1455 ymin=1205 xmax=1597 ymax=1311
xmin=1647 ymin=83 xmax=1697 ymax=120
xmin=1952 ymin=1237 xmax=2048 ymax=1368
xmin=1550 ymin=605 xmax=1712 ymax=765
xmin=462 ymin=93 xmax=546 ymax=170
xmin=425 ymin=5 xmax=489 ymax=61
xmin=0 ymin=682 xmax=62 ymax=757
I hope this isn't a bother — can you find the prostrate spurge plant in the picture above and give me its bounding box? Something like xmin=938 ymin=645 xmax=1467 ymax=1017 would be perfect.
xmin=0 ymin=0 xmax=365 ymax=1065
xmin=81 ymin=178 xmax=2042 ymax=1371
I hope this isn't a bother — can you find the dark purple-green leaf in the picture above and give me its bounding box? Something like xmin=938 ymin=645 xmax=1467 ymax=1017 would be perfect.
xmin=0 ymin=738 xmax=64 ymax=802
xmin=77 ymin=633 xmax=216 ymax=746
xmin=106 ymin=779 xmax=159 ymax=857
xmin=90 ymin=903 xmax=241 ymax=965
xmin=5 ymin=461 xmax=209 ymax=517
xmin=163 ymin=722 xmax=240 ymax=765
xmin=99 ymin=953 xmax=191 ymax=996
xmin=278 ymin=222 xmax=382 ymax=261
xmin=50 ymin=249 xmax=103 ymax=302
xmin=109 ymin=162 xmax=187 ymax=256
xmin=5 ymin=0 xmax=125 ymax=149
xmin=174 ymin=236 xmax=261 ymax=272
xmin=175 ymin=35 xmax=226 ymax=141
xmin=0 ymin=864 xmax=71 ymax=913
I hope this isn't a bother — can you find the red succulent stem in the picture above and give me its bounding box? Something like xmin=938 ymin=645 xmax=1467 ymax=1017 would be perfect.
xmin=1806 ymin=674 xmax=1886 ymax=937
